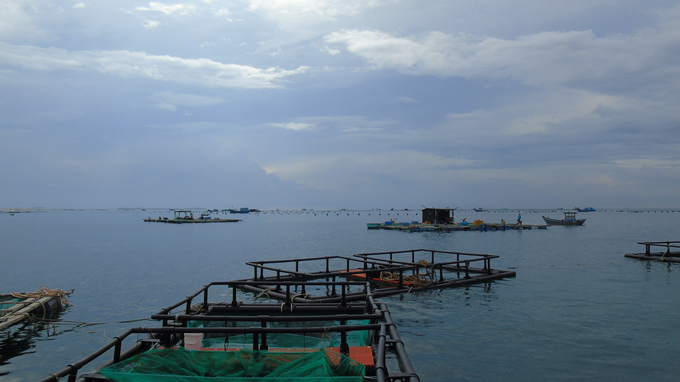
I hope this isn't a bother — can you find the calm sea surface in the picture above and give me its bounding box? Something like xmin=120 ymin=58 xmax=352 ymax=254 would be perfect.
xmin=2 ymin=209 xmax=680 ymax=381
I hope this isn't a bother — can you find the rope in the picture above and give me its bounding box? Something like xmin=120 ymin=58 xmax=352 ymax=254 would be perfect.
xmin=11 ymin=286 xmax=74 ymax=307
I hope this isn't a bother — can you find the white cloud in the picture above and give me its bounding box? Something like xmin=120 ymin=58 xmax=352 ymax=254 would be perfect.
xmin=271 ymin=116 xmax=396 ymax=133
xmin=143 ymin=20 xmax=161 ymax=29
xmin=149 ymin=91 xmax=225 ymax=111
xmin=395 ymin=97 xmax=418 ymax=103
xmin=263 ymin=150 xmax=477 ymax=190
xmin=73 ymin=3 xmax=85 ymax=9
xmin=323 ymin=26 xmax=670 ymax=88
xmin=321 ymin=46 xmax=340 ymax=56
xmin=269 ymin=122 xmax=316 ymax=131
xmin=0 ymin=43 xmax=309 ymax=89
xmin=136 ymin=2 xmax=197 ymax=15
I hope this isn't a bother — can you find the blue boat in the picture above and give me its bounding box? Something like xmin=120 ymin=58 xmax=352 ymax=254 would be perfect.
xmin=575 ymin=207 xmax=596 ymax=212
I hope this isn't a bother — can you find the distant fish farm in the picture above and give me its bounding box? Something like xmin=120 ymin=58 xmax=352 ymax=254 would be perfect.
xmin=144 ymin=210 xmax=241 ymax=224
xmin=368 ymin=207 xmax=548 ymax=232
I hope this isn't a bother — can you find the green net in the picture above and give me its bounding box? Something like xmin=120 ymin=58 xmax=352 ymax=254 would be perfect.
xmin=99 ymin=347 xmax=365 ymax=382
xmin=188 ymin=319 xmax=372 ymax=350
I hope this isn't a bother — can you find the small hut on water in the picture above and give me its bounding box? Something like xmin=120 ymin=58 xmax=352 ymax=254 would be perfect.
xmin=421 ymin=207 xmax=456 ymax=224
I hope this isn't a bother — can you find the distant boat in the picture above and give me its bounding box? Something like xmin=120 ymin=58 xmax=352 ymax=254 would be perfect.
xmin=542 ymin=211 xmax=586 ymax=226
xmin=229 ymin=208 xmax=257 ymax=214
xmin=473 ymin=208 xmax=485 ymax=212
xmin=574 ymin=207 xmax=596 ymax=212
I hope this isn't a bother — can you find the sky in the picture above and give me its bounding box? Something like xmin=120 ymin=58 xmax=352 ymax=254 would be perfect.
xmin=1 ymin=0 xmax=680 ymax=209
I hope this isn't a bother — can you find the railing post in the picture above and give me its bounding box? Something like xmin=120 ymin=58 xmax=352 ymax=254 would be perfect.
xmin=232 ymin=284 xmax=238 ymax=307
xmin=398 ymin=268 xmax=404 ymax=289
xmin=113 ymin=337 xmax=122 ymax=363
xmin=465 ymin=261 xmax=470 ymax=279
xmin=260 ymin=321 xmax=268 ymax=350
xmin=341 ymin=285 xmax=346 ymax=308
xmin=326 ymin=258 xmax=330 ymax=273
xmin=340 ymin=320 xmax=349 ymax=354
xmin=203 ymin=287 xmax=209 ymax=310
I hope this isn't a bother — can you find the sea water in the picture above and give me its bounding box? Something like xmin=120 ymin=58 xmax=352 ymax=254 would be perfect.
xmin=1 ymin=209 xmax=680 ymax=381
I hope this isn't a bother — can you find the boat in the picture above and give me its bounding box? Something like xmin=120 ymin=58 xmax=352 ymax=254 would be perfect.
xmin=574 ymin=207 xmax=596 ymax=212
xmin=542 ymin=211 xmax=585 ymax=226
xmin=229 ymin=207 xmax=251 ymax=214
xmin=473 ymin=208 xmax=485 ymax=212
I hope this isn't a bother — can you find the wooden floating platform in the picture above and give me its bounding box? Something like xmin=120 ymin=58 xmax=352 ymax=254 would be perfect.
xmin=369 ymin=222 xmax=548 ymax=232
xmin=0 ymin=288 xmax=72 ymax=330
xmin=143 ymin=218 xmax=241 ymax=224
xmin=625 ymin=241 xmax=680 ymax=262
xmin=144 ymin=210 xmax=241 ymax=223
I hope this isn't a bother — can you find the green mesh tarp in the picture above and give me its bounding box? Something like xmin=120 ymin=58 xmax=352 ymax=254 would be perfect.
xmin=188 ymin=319 xmax=372 ymax=350
xmin=100 ymin=347 xmax=365 ymax=382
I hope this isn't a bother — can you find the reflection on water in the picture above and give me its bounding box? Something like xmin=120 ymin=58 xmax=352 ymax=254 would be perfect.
xmin=0 ymin=309 xmax=71 ymax=376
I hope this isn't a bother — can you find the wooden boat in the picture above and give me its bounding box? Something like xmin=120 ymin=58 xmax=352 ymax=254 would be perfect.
xmin=542 ymin=211 xmax=585 ymax=226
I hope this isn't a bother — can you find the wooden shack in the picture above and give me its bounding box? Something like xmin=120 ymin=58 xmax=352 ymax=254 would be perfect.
xmin=421 ymin=207 xmax=456 ymax=224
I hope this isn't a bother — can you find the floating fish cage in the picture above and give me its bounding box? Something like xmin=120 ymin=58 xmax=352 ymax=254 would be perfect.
xmin=240 ymin=249 xmax=515 ymax=302
xmin=43 ymin=280 xmax=419 ymax=382
xmin=624 ymin=241 xmax=680 ymax=262
xmin=43 ymin=249 xmax=515 ymax=382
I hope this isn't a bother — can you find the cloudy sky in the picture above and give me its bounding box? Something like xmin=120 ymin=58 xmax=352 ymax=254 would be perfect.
xmin=1 ymin=0 xmax=679 ymax=209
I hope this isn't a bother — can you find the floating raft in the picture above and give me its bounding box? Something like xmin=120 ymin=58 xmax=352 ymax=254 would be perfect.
xmin=625 ymin=241 xmax=680 ymax=262
xmin=45 ymin=280 xmax=419 ymax=382
xmin=144 ymin=210 xmax=241 ymax=224
xmin=368 ymin=221 xmax=548 ymax=232
xmin=0 ymin=287 xmax=72 ymax=330
xmin=143 ymin=217 xmax=242 ymax=224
